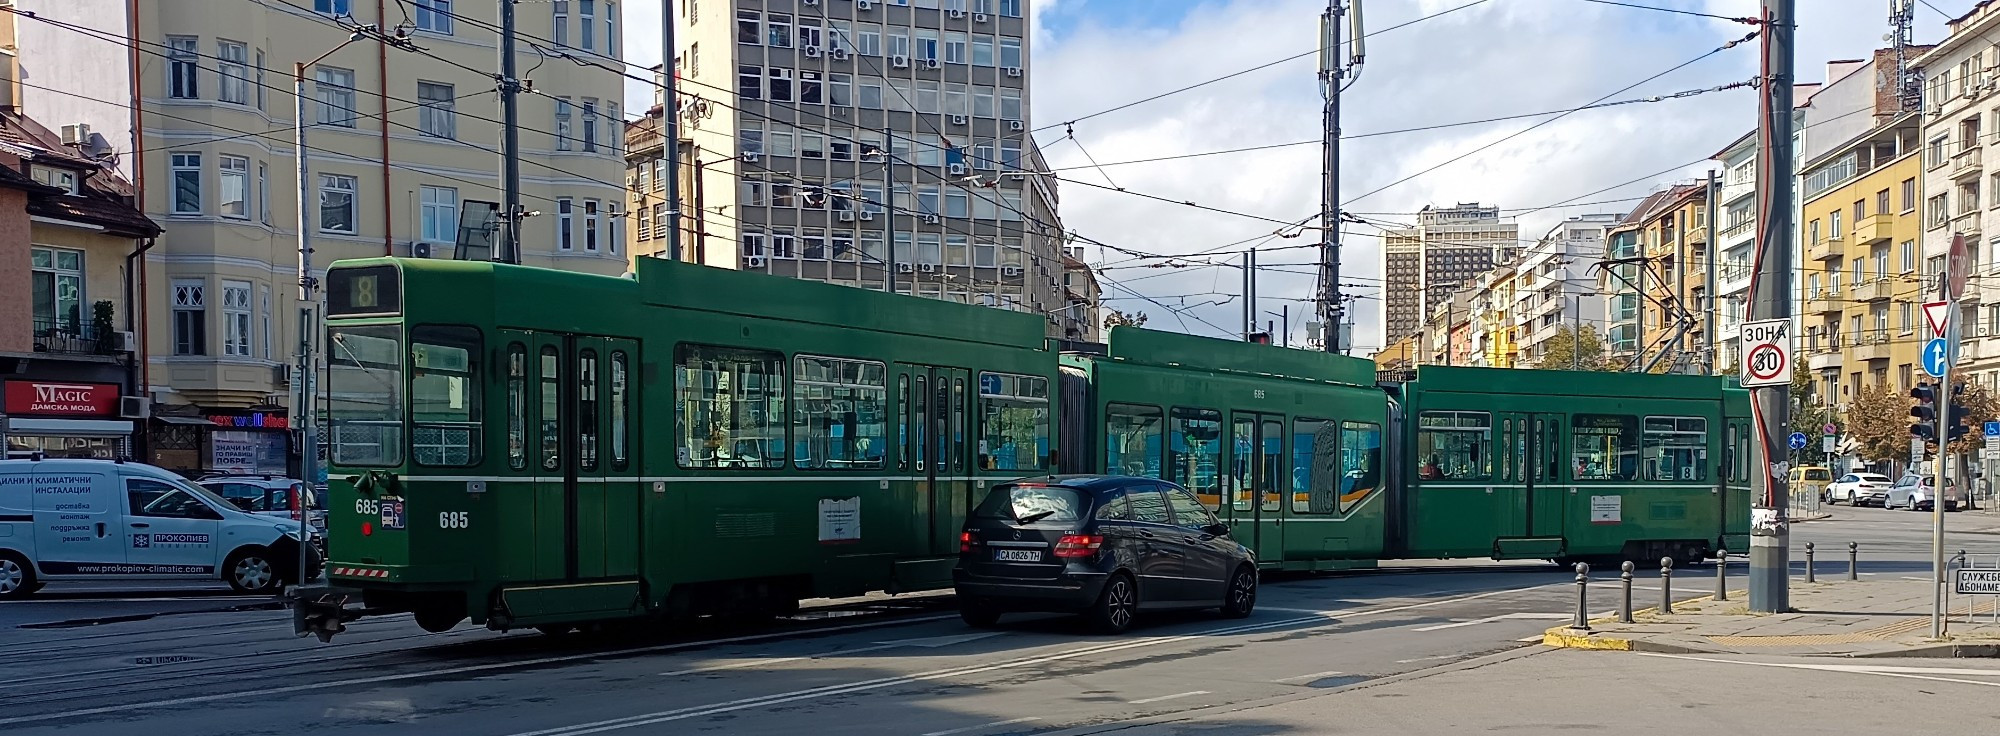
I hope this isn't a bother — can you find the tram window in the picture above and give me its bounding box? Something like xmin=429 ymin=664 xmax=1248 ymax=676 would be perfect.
xmin=1231 ymin=415 xmax=1255 ymax=511
xmin=1292 ymin=417 xmax=1336 ymax=514
xmin=791 ymin=355 xmax=888 ymax=470
xmin=1167 ymin=407 xmax=1223 ymax=511
xmin=1570 ymin=414 xmax=1638 ymax=481
xmin=913 ymin=374 xmax=928 ymax=471
xmin=977 ymin=372 xmax=1049 ymax=471
xmin=610 ymin=351 xmax=631 ymax=471
xmin=507 ymin=343 xmax=526 ymax=470
xmin=578 ymin=350 xmax=600 ymax=471
xmin=1643 ymin=416 xmax=1708 ymax=481
xmin=952 ymin=378 xmax=966 ymax=473
xmin=1415 ymin=411 xmax=1492 ymax=481
xmin=1339 ymin=421 xmax=1382 ymax=515
xmin=898 ymin=375 xmax=910 ymax=470
xmin=1499 ymin=418 xmax=1513 ymax=482
xmin=410 ymin=326 xmax=482 ymax=467
xmin=539 ymin=346 xmax=561 ymax=471
xmin=1105 ymin=403 xmax=1163 ymax=478
xmin=675 ymin=344 xmax=786 ymax=469
xmin=327 ymin=323 xmax=404 ymax=467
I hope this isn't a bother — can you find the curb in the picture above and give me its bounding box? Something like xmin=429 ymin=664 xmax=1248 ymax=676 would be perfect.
xmin=1851 ymin=643 xmax=2000 ymax=658
xmin=1542 ymin=594 xmax=1722 ymax=653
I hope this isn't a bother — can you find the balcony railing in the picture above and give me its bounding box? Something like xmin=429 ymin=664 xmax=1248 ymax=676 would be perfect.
xmin=30 ymin=317 xmax=113 ymax=356
xmin=1855 ymin=278 xmax=1896 ymax=302
xmin=1850 ymin=329 xmax=1893 ymax=362
xmin=1720 ymin=218 xmax=1757 ymax=239
xmin=1954 ymin=141 xmax=1985 ymax=179
xmin=1807 ymin=238 xmax=1841 ymax=261
xmin=1852 ymin=213 xmax=1894 ymax=244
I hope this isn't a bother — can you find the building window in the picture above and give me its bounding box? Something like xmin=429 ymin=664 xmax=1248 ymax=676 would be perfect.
xmin=858 ymin=23 xmax=881 ymax=56
xmin=999 ymin=37 xmax=1022 ymax=68
xmin=418 ymin=81 xmax=456 ymax=138
xmin=768 ymin=67 xmax=793 ymax=102
xmin=168 ymin=36 xmax=199 ymax=99
xmin=605 ymin=2 xmax=618 ymax=55
xmin=421 ymin=186 xmax=458 ymax=243
xmin=1901 ymin=240 xmax=1916 ymax=273
xmin=30 ymin=166 xmax=77 ymax=194
xmin=555 ymin=97 xmax=573 ymax=150
xmin=584 ymin=199 xmax=601 ymax=251
xmin=315 ymin=0 xmax=351 ymax=13
xmin=172 ymin=279 xmax=206 ymax=356
xmin=581 ymin=98 xmax=599 ymax=152
xmin=256 ymin=49 xmax=266 ymax=110
xmin=557 ymin=198 xmax=573 ymax=249
xmin=258 ymin=161 xmax=270 ymax=224
xmin=999 ymin=0 xmax=1022 ymax=16
xmin=945 ymin=31 xmax=967 ymax=64
xmin=259 ymin=285 xmax=272 ymax=359
xmin=580 ymin=0 xmax=596 ymax=50
xmin=319 ymin=174 xmax=357 ymax=233
xmin=316 ymin=66 xmax=357 ymax=127
xmin=768 ymin=12 xmax=792 ymax=47
xmin=637 ymin=201 xmax=651 ymax=241
xmin=217 ymin=40 xmax=249 ymax=104
xmin=413 ymin=0 xmax=453 ymax=33
xmin=171 ymin=152 xmax=201 ymax=214
xmin=222 ymin=280 xmax=253 ymax=357
xmin=737 ymin=9 xmax=759 ymax=44
xmin=29 ymin=247 xmax=83 ymax=334
xmin=554 ymin=0 xmax=570 ymax=46
xmin=999 ymin=88 xmax=1022 ymax=120
xmin=652 ymin=202 xmax=666 ymax=240
xmin=219 ymin=155 xmax=249 ymax=220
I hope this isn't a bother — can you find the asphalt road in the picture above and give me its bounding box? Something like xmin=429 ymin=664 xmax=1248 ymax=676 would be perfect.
xmin=0 ymin=507 xmax=1988 ymax=736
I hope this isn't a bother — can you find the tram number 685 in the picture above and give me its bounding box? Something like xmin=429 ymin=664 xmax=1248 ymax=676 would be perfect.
xmin=439 ymin=511 xmax=470 ymax=530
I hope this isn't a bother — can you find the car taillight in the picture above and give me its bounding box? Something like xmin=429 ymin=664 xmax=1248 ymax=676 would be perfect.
xmin=1053 ymin=534 xmax=1103 ymax=558
xmin=960 ymin=531 xmax=973 ymax=553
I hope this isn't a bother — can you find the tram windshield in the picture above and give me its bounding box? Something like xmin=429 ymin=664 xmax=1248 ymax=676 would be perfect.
xmin=327 ymin=324 xmax=405 ymax=467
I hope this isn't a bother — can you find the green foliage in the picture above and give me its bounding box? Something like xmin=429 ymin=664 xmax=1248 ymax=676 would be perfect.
xmin=1532 ymin=325 xmax=1611 ymax=371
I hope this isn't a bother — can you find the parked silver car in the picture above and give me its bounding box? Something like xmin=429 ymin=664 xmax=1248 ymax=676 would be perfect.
xmin=1885 ymin=475 xmax=1959 ymax=512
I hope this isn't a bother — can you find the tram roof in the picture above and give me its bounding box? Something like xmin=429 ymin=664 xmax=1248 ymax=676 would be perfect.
xmin=1095 ymin=326 xmax=1378 ymax=387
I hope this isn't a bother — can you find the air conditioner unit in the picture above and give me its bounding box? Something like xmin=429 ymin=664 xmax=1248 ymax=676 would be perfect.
xmin=924 ymin=214 xmax=941 ymax=224
xmin=60 ymin=123 xmax=91 ymax=146
xmin=857 ymin=0 xmax=873 ymax=8
xmin=859 ymin=211 xmax=875 ymax=221
xmin=743 ymin=152 xmax=761 ymax=163
xmin=831 ymin=48 xmax=850 ymax=60
xmin=1007 ymin=120 xmax=1025 ymax=131
xmin=948 ymin=162 xmax=968 ymax=175
xmin=411 ymin=241 xmax=435 ymax=258
xmin=804 ymin=45 xmax=823 ymax=58
xmin=743 ymin=255 xmax=769 ymax=268
xmin=119 ymin=396 xmax=151 ymax=420
xmin=949 ymin=9 xmax=966 ymax=19
xmin=975 ymin=13 xmax=989 ymax=22
xmin=923 ymin=59 xmax=941 ymax=70
xmin=891 ymin=55 xmax=910 ymax=68
xmin=1004 ymin=66 xmax=1023 ymax=78
xmin=950 ymin=114 xmax=968 ymax=125
xmin=839 ymin=210 xmax=857 ymax=221
xmin=1929 ymin=103 xmax=1945 ymax=116
xmin=897 ymin=263 xmax=916 ymax=273
xmin=1001 ymin=266 xmax=1023 ymax=277
xmin=920 ymin=263 xmax=939 ymax=273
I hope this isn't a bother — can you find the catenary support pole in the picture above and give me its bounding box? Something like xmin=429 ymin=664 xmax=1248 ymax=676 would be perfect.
xmin=498 ymin=0 xmax=522 ymax=264
xmin=1705 ymin=169 xmax=1719 ymax=372
xmin=1748 ymin=0 xmax=1793 ymax=614
xmin=663 ymin=1 xmax=683 ymax=261
xmin=293 ymin=62 xmax=319 ymax=592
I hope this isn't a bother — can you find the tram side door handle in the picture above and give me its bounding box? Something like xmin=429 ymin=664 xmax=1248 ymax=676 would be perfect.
xmin=95 ymin=523 xmax=106 ymax=538
xmin=129 ymin=522 xmax=150 ymax=529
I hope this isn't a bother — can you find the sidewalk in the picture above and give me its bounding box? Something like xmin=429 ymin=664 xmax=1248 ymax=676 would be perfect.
xmin=1542 ymin=573 xmax=2000 ymax=657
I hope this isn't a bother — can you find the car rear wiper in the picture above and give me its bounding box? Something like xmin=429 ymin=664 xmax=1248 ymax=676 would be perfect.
xmin=1012 ymin=510 xmax=1055 ymax=525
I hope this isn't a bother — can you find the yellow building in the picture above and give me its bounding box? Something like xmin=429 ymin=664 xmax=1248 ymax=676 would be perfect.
xmin=1800 ymin=111 xmax=1924 ymax=403
xmin=1638 ymin=185 xmax=1708 ymax=372
xmin=1471 ymin=263 xmax=1517 ymax=367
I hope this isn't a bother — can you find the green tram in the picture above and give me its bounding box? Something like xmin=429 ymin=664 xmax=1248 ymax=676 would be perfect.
xmin=297 ymin=257 xmax=1752 ymax=640
xmin=308 ymin=257 xmax=1057 ymax=636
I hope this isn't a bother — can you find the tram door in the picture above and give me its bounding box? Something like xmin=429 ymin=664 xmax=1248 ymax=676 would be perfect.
xmin=904 ymin=364 xmax=970 ymax=557
xmin=526 ymin=333 xmax=639 ymax=582
xmin=1526 ymin=414 xmax=1565 ymax=539
xmin=1229 ymin=412 xmax=1287 ymax=563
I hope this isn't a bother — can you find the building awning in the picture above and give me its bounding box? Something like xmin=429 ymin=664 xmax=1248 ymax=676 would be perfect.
xmin=5 ymin=418 xmax=134 ymax=436
xmin=153 ymin=415 xmax=214 ymax=426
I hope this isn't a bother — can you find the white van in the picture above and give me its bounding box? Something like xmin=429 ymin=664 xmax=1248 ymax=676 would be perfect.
xmin=0 ymin=458 xmax=319 ymax=599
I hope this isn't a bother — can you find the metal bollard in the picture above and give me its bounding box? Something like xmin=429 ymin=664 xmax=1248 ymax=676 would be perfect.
xmin=1805 ymin=542 xmax=1815 ymax=583
xmin=1660 ymin=557 xmax=1675 ymax=614
xmin=1572 ymin=562 xmax=1591 ymax=631
xmin=1619 ymin=561 xmax=1636 ymax=623
xmin=1848 ymin=542 xmax=1859 ymax=581
xmin=1714 ymin=547 xmax=1728 ymax=601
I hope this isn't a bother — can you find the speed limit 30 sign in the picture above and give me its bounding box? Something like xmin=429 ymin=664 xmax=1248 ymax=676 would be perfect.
xmin=1740 ymin=319 xmax=1791 ymax=387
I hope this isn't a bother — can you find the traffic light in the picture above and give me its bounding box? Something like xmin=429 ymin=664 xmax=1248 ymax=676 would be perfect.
xmin=1911 ymin=384 xmax=1938 ymax=442
xmin=1949 ymin=382 xmax=1973 ymax=443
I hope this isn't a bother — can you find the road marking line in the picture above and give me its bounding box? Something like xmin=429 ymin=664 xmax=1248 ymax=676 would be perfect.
xmin=1636 ymin=653 xmax=2000 ymax=689
xmin=658 ymin=632 xmax=1003 ymax=676
xmin=922 ymin=717 xmax=1042 ymax=736
xmin=1273 ymin=670 xmax=1343 ymax=683
xmin=507 ymin=583 xmax=1569 ymax=736
xmin=1129 ymin=691 xmax=1208 ymax=705
xmin=1412 ymin=612 xmax=1570 ymax=632
xmin=0 ymin=613 xmax=957 ymax=728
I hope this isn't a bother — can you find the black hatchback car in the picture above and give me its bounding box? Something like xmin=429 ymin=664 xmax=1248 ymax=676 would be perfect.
xmin=952 ymin=475 xmax=1258 ymax=633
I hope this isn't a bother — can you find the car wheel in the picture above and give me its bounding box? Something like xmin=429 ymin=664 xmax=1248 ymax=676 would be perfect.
xmin=959 ymin=603 xmax=1003 ymax=628
xmin=1220 ymin=566 xmax=1257 ymax=619
xmin=224 ymin=547 xmax=281 ymax=594
xmin=1085 ymin=573 xmax=1138 ymax=634
xmin=0 ymin=553 xmax=37 ymax=600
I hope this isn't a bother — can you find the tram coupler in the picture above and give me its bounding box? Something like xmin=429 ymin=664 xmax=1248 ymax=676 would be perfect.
xmin=290 ymin=583 xmax=365 ymax=643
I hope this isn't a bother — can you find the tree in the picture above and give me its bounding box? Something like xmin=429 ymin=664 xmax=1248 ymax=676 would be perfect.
xmin=1840 ymin=378 xmax=2000 ymax=462
xmin=1103 ymin=309 xmax=1148 ymax=330
xmin=1788 ymin=363 xmax=1836 ymax=465
xmin=1532 ymin=325 xmax=1610 ymax=371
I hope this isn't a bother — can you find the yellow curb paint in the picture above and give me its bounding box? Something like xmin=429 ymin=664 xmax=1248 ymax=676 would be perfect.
xmin=1541 ymin=628 xmax=1634 ymax=651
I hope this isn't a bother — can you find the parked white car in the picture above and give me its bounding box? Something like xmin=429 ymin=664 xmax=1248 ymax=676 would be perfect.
xmin=0 ymin=458 xmax=319 ymax=599
xmin=1827 ymin=472 xmax=1894 ymax=506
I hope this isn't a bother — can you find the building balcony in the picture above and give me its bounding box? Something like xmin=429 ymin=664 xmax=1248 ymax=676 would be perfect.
xmin=28 ymin=317 xmax=128 ymax=358
xmin=1804 ymin=292 xmax=1843 ymax=315
xmin=1852 ymin=213 xmax=1894 ymax=245
xmin=1807 ymin=238 xmax=1842 ymax=261
xmin=1953 ymin=143 xmax=1985 ymax=180
xmin=1686 ymin=224 xmax=1708 ymax=245
xmin=1953 ymin=210 xmax=1983 ymax=238
xmin=1855 ymin=278 xmax=1896 ymax=302
xmin=1849 ymin=330 xmax=1893 ymax=362
xmin=1807 ymin=348 xmax=1842 ymax=372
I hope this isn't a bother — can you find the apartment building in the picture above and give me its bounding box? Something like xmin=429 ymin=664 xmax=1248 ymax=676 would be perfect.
xmin=1917 ymin=7 xmax=2000 ymax=400
xmin=1380 ymin=203 xmax=1520 ymax=342
xmin=666 ymin=0 xmax=1078 ymax=336
xmin=1711 ymin=131 xmax=1757 ymax=373
xmin=1058 ymin=245 xmax=1100 ymax=342
xmin=10 ymin=0 xmax=628 ymax=473
xmin=1603 ymin=186 xmax=1699 ymax=366
xmin=1639 ymin=185 xmax=1709 ymax=373
xmin=0 ymin=112 xmax=160 ymax=460
xmin=1420 ymin=291 xmax=1475 ymax=367
xmin=1515 ymin=214 xmax=1618 ymax=367
xmin=1467 ymin=262 xmax=1516 ymax=368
